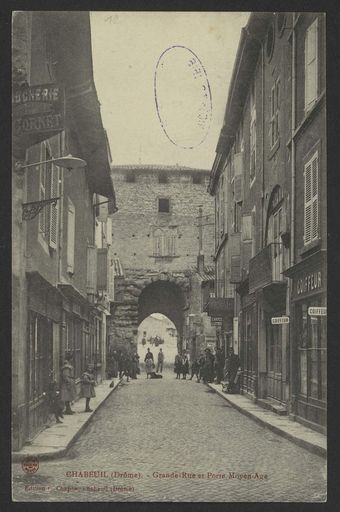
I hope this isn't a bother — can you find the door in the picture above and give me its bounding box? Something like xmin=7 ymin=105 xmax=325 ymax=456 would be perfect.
xmin=266 ymin=315 xmax=284 ymax=402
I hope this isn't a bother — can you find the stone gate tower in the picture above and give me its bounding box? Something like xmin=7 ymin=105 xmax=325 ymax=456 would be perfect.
xmin=109 ymin=164 xmax=215 ymax=351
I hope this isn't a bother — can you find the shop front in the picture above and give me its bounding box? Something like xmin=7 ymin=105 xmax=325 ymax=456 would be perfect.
xmin=237 ymin=279 xmax=257 ymax=399
xmin=26 ymin=272 xmax=62 ymax=443
xmin=285 ymin=250 xmax=327 ymax=433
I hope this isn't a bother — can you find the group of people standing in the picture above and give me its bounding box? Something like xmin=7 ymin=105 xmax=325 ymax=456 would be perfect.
xmin=174 ymin=347 xmax=241 ymax=392
xmin=144 ymin=347 xmax=164 ymax=378
xmin=107 ymin=349 xmax=140 ymax=381
xmin=174 ymin=351 xmax=190 ymax=379
xmin=48 ymin=355 xmax=97 ymax=424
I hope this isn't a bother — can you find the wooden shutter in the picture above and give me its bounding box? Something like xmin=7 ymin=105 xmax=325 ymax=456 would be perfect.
xmin=67 ymin=199 xmax=75 ymax=273
xmin=106 ymin=217 xmax=112 ymax=246
xmin=234 ymin=152 xmax=243 ymax=176
xmin=108 ymin=257 xmax=114 ymax=301
xmin=49 ymin=164 xmax=59 ymax=249
xmin=311 ymin=153 xmax=319 ymax=240
xmin=86 ymin=245 xmax=97 ymax=294
xmin=97 ymin=248 xmax=109 ymax=290
xmin=304 ymin=159 xmax=313 ymax=245
xmin=234 ymin=175 xmax=243 ymax=204
xmin=305 ymin=18 xmax=318 ymax=110
xmin=242 ymin=215 xmax=252 ymax=241
xmin=230 ymin=255 xmax=241 ymax=283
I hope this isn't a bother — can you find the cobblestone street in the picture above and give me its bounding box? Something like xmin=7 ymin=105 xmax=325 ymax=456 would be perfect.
xmin=12 ymin=371 xmax=327 ymax=502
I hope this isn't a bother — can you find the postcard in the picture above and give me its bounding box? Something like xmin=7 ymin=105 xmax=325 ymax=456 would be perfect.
xmin=11 ymin=10 xmax=327 ymax=502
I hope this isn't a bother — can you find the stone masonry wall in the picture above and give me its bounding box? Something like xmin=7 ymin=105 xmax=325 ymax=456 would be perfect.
xmin=110 ymin=166 xmax=215 ymax=272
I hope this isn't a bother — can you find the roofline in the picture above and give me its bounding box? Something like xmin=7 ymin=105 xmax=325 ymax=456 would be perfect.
xmin=208 ymin=12 xmax=273 ymax=195
xmin=111 ymin=164 xmax=210 ymax=174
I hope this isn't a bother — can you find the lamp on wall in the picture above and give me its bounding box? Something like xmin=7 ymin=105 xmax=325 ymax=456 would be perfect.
xmin=15 ymin=154 xmax=87 ymax=173
xmin=18 ymin=154 xmax=87 ymax=221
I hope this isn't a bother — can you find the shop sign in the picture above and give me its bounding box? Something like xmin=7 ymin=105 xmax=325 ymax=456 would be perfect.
xmin=12 ymin=83 xmax=65 ymax=142
xmin=296 ymin=271 xmax=322 ymax=297
xmin=211 ymin=317 xmax=223 ymax=326
xmin=308 ymin=307 xmax=327 ymax=317
xmin=271 ymin=316 xmax=290 ymax=325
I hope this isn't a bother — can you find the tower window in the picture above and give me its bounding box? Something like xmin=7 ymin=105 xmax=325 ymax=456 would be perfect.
xmin=125 ymin=174 xmax=135 ymax=183
xmin=158 ymin=198 xmax=170 ymax=213
xmin=158 ymin=174 xmax=168 ymax=184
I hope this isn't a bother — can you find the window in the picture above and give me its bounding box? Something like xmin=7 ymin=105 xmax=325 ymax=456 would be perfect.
xmin=67 ymin=198 xmax=75 ymax=274
xmin=193 ymin=174 xmax=202 ymax=185
xmin=270 ymin=78 xmax=280 ymax=148
xmin=304 ymin=151 xmax=319 ymax=245
xmin=158 ymin=198 xmax=170 ymax=213
xmin=153 ymin=227 xmax=177 ymax=257
xmin=232 ymin=201 xmax=241 ymax=233
xmin=297 ymin=298 xmax=326 ymax=401
xmin=125 ymin=173 xmax=135 ymax=183
xmin=305 ymin=18 xmax=319 ymax=111
xmin=38 ymin=141 xmax=59 ymax=249
xmin=158 ymin=174 xmax=168 ymax=184
xmin=28 ymin=312 xmax=52 ymax=401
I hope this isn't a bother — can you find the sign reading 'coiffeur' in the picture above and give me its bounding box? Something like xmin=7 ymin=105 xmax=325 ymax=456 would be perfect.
xmin=296 ymin=271 xmax=322 ymax=296
xmin=308 ymin=307 xmax=327 ymax=317
xmin=12 ymin=83 xmax=65 ymax=138
xmin=271 ymin=316 xmax=290 ymax=325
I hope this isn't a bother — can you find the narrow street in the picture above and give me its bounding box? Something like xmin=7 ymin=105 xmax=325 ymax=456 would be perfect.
xmin=12 ymin=372 xmax=326 ymax=502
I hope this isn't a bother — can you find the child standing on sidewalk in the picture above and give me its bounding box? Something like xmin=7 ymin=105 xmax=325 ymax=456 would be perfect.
xmin=81 ymin=364 xmax=96 ymax=412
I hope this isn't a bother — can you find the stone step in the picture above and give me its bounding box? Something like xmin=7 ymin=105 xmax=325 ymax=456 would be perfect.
xmin=257 ymin=398 xmax=287 ymax=416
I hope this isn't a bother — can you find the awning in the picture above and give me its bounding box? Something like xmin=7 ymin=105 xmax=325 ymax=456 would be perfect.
xmin=203 ymin=297 xmax=234 ymax=317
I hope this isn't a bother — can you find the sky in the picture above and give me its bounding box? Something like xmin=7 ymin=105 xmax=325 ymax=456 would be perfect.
xmin=90 ymin=12 xmax=249 ymax=170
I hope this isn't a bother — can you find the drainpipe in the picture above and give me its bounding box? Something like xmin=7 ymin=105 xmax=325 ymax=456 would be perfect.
xmin=257 ymin=41 xmax=265 ymax=399
xmin=288 ymin=13 xmax=297 ymax=417
xmin=261 ymin=42 xmax=265 ymax=249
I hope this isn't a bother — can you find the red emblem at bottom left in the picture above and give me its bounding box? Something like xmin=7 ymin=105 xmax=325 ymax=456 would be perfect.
xmin=21 ymin=456 xmax=39 ymax=474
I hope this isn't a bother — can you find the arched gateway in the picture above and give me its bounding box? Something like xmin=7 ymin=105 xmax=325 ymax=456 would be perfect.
xmin=109 ymin=271 xmax=189 ymax=353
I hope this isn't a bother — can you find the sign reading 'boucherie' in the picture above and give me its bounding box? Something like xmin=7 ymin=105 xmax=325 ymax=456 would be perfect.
xmin=271 ymin=316 xmax=290 ymax=325
xmin=12 ymin=83 xmax=65 ymax=137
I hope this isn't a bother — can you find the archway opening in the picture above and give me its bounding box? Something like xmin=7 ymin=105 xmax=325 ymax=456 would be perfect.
xmin=138 ymin=280 xmax=185 ymax=339
xmin=138 ymin=313 xmax=178 ymax=368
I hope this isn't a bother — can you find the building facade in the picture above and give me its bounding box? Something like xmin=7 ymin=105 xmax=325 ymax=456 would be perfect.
xmin=108 ymin=165 xmax=215 ymax=352
xmin=12 ymin=12 xmax=117 ymax=450
xmin=208 ymin=12 xmax=326 ymax=432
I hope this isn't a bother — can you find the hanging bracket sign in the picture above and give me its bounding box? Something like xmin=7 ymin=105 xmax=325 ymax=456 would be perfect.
xmin=271 ymin=316 xmax=290 ymax=325
xmin=308 ymin=307 xmax=327 ymax=317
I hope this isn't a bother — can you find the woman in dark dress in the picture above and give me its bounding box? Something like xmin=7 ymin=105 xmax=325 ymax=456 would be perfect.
xmin=181 ymin=352 xmax=189 ymax=380
xmin=174 ymin=353 xmax=182 ymax=379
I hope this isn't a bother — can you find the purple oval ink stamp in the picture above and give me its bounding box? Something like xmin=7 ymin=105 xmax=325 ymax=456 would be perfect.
xmin=154 ymin=45 xmax=212 ymax=149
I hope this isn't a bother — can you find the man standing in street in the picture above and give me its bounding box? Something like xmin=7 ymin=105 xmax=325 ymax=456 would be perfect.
xmin=215 ymin=347 xmax=224 ymax=384
xmin=156 ymin=348 xmax=164 ymax=373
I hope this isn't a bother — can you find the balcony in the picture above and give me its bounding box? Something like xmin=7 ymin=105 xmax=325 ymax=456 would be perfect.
xmin=249 ymin=243 xmax=287 ymax=296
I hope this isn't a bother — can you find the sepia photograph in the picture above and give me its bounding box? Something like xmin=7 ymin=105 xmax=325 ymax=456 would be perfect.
xmin=11 ymin=10 xmax=327 ymax=502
